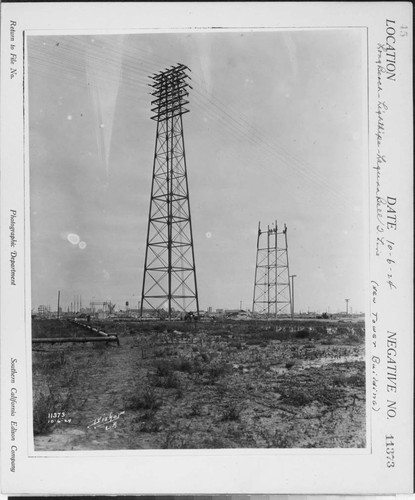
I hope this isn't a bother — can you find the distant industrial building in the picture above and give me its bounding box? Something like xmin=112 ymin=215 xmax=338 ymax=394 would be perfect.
xmin=37 ymin=305 xmax=51 ymax=317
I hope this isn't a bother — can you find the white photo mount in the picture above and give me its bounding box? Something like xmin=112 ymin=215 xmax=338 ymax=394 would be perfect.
xmin=0 ymin=2 xmax=413 ymax=495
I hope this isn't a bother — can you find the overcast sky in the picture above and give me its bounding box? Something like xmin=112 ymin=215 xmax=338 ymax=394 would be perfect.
xmin=28 ymin=29 xmax=366 ymax=313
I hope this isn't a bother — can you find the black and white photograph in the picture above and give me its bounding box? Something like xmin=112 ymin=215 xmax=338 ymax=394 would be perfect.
xmin=29 ymin=29 xmax=366 ymax=451
xmin=0 ymin=2 xmax=412 ymax=496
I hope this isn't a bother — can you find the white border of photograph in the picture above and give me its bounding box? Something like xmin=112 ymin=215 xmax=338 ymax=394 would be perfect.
xmin=1 ymin=2 xmax=413 ymax=495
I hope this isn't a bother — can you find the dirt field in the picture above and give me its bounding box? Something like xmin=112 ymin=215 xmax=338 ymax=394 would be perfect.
xmin=32 ymin=318 xmax=365 ymax=450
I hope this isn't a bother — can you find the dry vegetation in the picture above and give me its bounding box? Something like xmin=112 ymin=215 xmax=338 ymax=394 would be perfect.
xmin=32 ymin=318 xmax=365 ymax=450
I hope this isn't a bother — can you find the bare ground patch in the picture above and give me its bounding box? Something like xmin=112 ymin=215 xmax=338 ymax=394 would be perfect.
xmin=32 ymin=319 xmax=365 ymax=450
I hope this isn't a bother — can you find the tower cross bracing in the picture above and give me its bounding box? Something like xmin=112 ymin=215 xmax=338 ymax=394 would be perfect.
xmin=252 ymin=221 xmax=292 ymax=317
xmin=140 ymin=64 xmax=199 ymax=320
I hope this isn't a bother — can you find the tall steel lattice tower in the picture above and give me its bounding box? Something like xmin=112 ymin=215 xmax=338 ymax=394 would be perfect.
xmin=252 ymin=221 xmax=292 ymax=317
xmin=140 ymin=64 xmax=199 ymax=320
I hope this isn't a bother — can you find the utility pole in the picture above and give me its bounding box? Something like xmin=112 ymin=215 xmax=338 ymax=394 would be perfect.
xmin=345 ymin=298 xmax=350 ymax=316
xmin=290 ymin=274 xmax=297 ymax=319
xmin=57 ymin=290 xmax=60 ymax=319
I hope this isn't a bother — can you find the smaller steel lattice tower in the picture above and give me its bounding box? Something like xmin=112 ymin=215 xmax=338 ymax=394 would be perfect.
xmin=252 ymin=221 xmax=292 ymax=317
xmin=140 ymin=64 xmax=199 ymax=320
